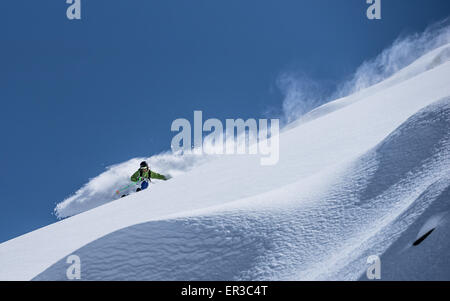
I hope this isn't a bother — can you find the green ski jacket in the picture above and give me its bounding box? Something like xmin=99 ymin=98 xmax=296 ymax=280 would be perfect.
xmin=131 ymin=169 xmax=167 ymax=182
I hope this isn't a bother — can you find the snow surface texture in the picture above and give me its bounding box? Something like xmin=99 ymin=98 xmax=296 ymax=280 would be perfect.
xmin=1 ymin=28 xmax=450 ymax=281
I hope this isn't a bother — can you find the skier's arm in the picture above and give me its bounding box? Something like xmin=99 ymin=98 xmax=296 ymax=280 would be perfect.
xmin=130 ymin=170 xmax=141 ymax=182
xmin=150 ymin=171 xmax=168 ymax=180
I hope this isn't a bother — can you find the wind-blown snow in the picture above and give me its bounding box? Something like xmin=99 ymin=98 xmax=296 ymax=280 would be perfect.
xmin=1 ymin=29 xmax=450 ymax=281
xmin=55 ymin=19 xmax=450 ymax=220
xmin=278 ymin=18 xmax=450 ymax=125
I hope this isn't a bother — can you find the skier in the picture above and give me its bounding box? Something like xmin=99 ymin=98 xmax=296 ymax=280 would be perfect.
xmin=131 ymin=161 xmax=168 ymax=192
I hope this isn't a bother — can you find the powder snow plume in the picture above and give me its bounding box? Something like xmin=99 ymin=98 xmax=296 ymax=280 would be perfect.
xmin=54 ymin=152 xmax=211 ymax=219
xmin=277 ymin=18 xmax=450 ymax=124
xmin=54 ymin=130 xmax=252 ymax=219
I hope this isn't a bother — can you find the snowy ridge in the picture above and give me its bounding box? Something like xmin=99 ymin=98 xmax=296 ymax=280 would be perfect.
xmin=1 ymin=43 xmax=450 ymax=280
xmin=286 ymin=43 xmax=450 ymax=128
xmin=34 ymin=94 xmax=450 ymax=281
xmin=56 ymin=20 xmax=450 ymax=218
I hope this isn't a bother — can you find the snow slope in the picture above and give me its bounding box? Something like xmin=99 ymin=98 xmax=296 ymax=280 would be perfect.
xmin=1 ymin=43 xmax=450 ymax=281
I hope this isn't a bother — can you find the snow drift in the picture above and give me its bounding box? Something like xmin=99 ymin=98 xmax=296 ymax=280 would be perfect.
xmin=1 ymin=26 xmax=450 ymax=281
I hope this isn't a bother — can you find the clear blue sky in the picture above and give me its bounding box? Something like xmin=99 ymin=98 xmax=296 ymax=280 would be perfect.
xmin=1 ymin=0 xmax=449 ymax=243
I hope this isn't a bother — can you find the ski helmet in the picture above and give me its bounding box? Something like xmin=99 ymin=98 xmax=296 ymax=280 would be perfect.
xmin=140 ymin=161 xmax=148 ymax=169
